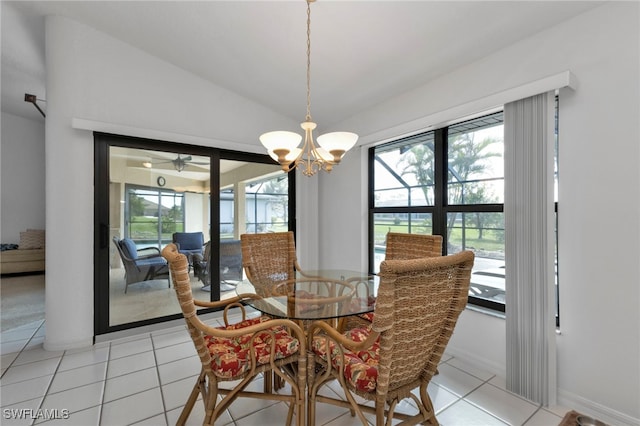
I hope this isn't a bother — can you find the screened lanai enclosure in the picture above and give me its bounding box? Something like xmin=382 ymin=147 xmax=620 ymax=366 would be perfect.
xmin=95 ymin=136 xmax=293 ymax=334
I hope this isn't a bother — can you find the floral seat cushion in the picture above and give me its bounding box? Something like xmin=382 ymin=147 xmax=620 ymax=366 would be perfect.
xmin=204 ymin=316 xmax=300 ymax=379
xmin=359 ymin=312 xmax=375 ymax=322
xmin=347 ymin=296 xmax=376 ymax=323
xmin=311 ymin=327 xmax=380 ymax=393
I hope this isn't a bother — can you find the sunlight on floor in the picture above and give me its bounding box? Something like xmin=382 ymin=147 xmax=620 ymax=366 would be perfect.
xmin=109 ymin=267 xmax=238 ymax=326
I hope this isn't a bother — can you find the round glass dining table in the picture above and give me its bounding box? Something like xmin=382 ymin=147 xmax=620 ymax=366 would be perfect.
xmin=235 ymin=269 xmax=378 ymax=321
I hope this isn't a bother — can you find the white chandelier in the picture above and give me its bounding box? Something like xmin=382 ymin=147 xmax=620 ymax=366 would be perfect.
xmin=259 ymin=0 xmax=358 ymax=177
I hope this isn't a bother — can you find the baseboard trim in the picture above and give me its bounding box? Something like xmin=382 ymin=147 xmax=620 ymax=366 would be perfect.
xmin=444 ymin=347 xmax=506 ymax=379
xmin=43 ymin=337 xmax=93 ymax=352
xmin=557 ymin=388 xmax=639 ymax=426
xmin=445 ymin=350 xmax=639 ymax=426
xmin=94 ymin=311 xmax=225 ymax=344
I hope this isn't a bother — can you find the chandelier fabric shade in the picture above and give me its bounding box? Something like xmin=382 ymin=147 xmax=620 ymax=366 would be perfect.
xmin=259 ymin=0 xmax=358 ymax=176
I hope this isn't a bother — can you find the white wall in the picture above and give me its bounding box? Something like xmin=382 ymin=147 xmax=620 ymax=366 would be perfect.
xmin=42 ymin=15 xmax=299 ymax=351
xmin=184 ymin=192 xmax=205 ymax=233
xmin=319 ymin=2 xmax=639 ymax=424
xmin=0 ymin=112 xmax=45 ymax=243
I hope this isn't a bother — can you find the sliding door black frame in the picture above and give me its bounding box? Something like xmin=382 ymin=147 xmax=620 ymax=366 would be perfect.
xmin=94 ymin=132 xmax=295 ymax=336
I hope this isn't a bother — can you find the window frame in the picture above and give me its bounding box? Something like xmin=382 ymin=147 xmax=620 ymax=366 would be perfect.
xmin=94 ymin=133 xmax=296 ymax=336
xmin=369 ymin=106 xmax=560 ymax=322
xmin=369 ymin=112 xmax=506 ymax=313
xmin=124 ymin=184 xmax=186 ymax=247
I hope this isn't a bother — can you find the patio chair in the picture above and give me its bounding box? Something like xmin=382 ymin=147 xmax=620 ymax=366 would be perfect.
xmin=192 ymin=241 xmax=210 ymax=284
xmin=220 ymin=238 xmax=243 ymax=282
xmin=172 ymin=231 xmax=204 ymax=268
xmin=161 ymin=243 xmax=307 ymax=426
xmin=307 ymin=250 xmax=474 ymax=426
xmin=193 ymin=239 xmax=243 ymax=292
xmin=112 ymin=237 xmax=170 ymax=293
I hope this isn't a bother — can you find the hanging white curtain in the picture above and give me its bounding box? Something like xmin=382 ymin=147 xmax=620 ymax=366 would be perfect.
xmin=504 ymin=92 xmax=556 ymax=406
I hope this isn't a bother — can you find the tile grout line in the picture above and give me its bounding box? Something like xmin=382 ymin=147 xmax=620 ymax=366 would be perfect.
xmin=32 ymin=344 xmax=64 ymax=426
xmin=150 ymin=331 xmax=171 ymax=426
xmin=521 ymin=406 xmax=543 ymax=426
xmin=438 ymin=360 xmax=511 ymax=425
xmin=442 ymin=357 xmax=547 ymax=418
xmin=95 ymin=341 xmax=112 ymax=425
xmin=101 ymin=332 xmax=168 ymax=424
xmin=459 ymin=369 xmax=542 ymax=426
xmin=0 ymin=320 xmax=42 ymax=379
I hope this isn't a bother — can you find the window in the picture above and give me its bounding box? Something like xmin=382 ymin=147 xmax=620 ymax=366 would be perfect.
xmin=371 ymin=105 xmax=561 ymax=318
xmin=370 ymin=111 xmax=506 ymax=312
xmin=125 ymin=185 xmax=185 ymax=248
xmin=244 ymin=175 xmax=289 ymax=234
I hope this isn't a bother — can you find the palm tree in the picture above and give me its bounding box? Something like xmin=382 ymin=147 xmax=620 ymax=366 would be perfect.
xmin=398 ymin=132 xmax=501 ymax=240
xmin=398 ymin=141 xmax=436 ymax=205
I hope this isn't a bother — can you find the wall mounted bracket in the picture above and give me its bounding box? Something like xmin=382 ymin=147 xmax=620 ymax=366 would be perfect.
xmin=24 ymin=93 xmax=46 ymax=118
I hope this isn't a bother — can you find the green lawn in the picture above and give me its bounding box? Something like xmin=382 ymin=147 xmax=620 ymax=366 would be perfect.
xmin=130 ymin=218 xmax=290 ymax=242
xmin=129 ymin=217 xmax=184 ymax=240
xmin=373 ymin=221 xmax=504 ymax=254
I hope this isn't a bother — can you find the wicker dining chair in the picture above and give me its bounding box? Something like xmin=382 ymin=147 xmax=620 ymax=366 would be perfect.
xmin=307 ymin=250 xmax=474 ymax=426
xmin=240 ymin=231 xmax=306 ymax=297
xmin=240 ymin=231 xmax=323 ymax=391
xmin=343 ymin=232 xmax=444 ymax=330
xmin=161 ymin=243 xmax=307 ymax=426
xmin=385 ymin=232 xmax=443 ymax=260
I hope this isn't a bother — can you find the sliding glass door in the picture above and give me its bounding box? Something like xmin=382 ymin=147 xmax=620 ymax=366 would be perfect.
xmin=94 ymin=134 xmax=293 ymax=335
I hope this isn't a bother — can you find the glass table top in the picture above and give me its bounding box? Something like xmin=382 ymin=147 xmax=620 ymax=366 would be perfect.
xmin=235 ymin=269 xmax=378 ymax=321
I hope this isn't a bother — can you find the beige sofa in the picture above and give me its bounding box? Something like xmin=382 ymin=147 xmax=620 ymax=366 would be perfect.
xmin=1 ymin=248 xmax=45 ymax=274
xmin=0 ymin=229 xmax=45 ymax=274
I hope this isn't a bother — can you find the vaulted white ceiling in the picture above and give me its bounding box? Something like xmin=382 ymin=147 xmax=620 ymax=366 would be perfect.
xmin=1 ymin=1 xmax=604 ymax=124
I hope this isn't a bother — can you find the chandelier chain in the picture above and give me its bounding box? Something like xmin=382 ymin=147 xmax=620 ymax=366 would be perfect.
xmin=258 ymin=0 xmax=357 ymax=176
xmin=306 ymin=0 xmax=312 ymax=122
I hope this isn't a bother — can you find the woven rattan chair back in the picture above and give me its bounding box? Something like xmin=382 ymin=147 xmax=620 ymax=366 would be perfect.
xmin=341 ymin=232 xmax=443 ymax=331
xmin=162 ymin=243 xmax=307 ymax=426
xmin=373 ymin=251 xmax=473 ymax=395
xmin=163 ymin=245 xmax=213 ymax=371
xmin=308 ymin=250 xmax=474 ymax=426
xmin=384 ymin=232 xmax=443 ymax=260
xmin=240 ymin=232 xmax=302 ymax=296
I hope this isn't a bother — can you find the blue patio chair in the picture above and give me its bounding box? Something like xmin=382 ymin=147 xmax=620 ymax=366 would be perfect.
xmin=172 ymin=232 xmax=205 ymax=269
xmin=112 ymin=237 xmax=170 ymax=293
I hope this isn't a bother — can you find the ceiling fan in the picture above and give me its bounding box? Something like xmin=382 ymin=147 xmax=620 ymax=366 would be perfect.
xmin=144 ymin=154 xmax=209 ymax=172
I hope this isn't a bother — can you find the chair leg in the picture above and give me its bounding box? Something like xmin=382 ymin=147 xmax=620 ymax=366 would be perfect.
xmin=419 ymin=384 xmax=438 ymax=425
xmin=285 ymin=401 xmax=295 ymax=426
xmin=264 ymin=372 xmax=273 ymax=393
xmin=307 ymin=390 xmax=317 ymax=426
xmin=375 ymin=401 xmax=385 ymax=426
xmin=204 ymin=373 xmax=220 ymax=426
xmin=176 ymin=370 xmax=206 ymax=426
xmin=297 ymin=392 xmax=306 ymax=426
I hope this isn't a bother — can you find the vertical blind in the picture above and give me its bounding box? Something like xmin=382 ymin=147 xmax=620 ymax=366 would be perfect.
xmin=504 ymin=92 xmax=557 ymax=405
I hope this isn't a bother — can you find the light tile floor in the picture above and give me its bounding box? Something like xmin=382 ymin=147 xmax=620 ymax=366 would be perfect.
xmin=1 ymin=311 xmax=571 ymax=426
